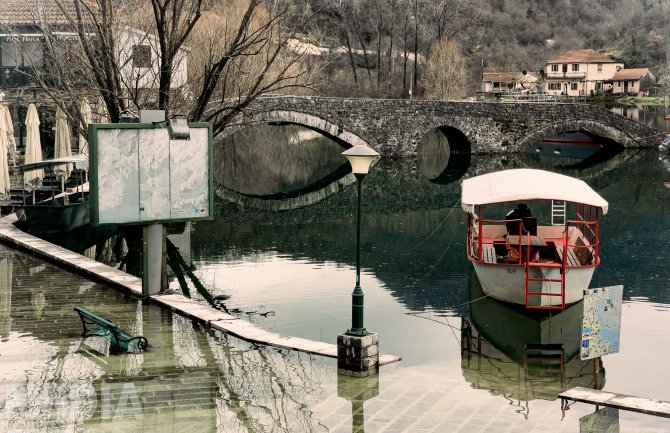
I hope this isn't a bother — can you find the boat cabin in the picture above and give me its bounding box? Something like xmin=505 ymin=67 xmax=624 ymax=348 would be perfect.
xmin=461 ymin=169 xmax=608 ymax=310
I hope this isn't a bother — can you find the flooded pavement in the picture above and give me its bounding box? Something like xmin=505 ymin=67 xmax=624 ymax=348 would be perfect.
xmin=2 ymin=238 xmax=669 ymax=432
xmin=3 ymin=125 xmax=670 ymax=431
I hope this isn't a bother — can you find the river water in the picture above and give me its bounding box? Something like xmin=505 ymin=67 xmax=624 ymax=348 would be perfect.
xmin=3 ymin=108 xmax=670 ymax=432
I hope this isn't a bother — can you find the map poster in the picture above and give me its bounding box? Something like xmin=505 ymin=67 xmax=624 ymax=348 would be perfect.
xmin=581 ymin=285 xmax=624 ymax=361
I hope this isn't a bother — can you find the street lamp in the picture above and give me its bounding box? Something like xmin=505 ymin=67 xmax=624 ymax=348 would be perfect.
xmin=342 ymin=145 xmax=380 ymax=337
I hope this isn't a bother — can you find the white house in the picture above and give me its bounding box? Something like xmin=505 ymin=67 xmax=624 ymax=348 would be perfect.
xmin=117 ymin=27 xmax=190 ymax=92
xmin=481 ymin=71 xmax=539 ymax=94
xmin=609 ymin=68 xmax=657 ymax=95
xmin=544 ymin=49 xmax=623 ymax=96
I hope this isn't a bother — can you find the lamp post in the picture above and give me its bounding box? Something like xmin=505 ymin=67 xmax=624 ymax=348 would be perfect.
xmin=342 ymin=145 xmax=379 ymax=337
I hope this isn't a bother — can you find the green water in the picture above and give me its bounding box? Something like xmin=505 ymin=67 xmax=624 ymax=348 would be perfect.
xmin=3 ymin=122 xmax=670 ymax=431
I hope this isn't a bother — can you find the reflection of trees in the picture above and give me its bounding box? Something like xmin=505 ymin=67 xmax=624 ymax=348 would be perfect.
xmin=202 ymin=329 xmax=330 ymax=432
xmin=192 ymin=150 xmax=668 ymax=314
xmin=3 ymin=243 xmax=335 ymax=431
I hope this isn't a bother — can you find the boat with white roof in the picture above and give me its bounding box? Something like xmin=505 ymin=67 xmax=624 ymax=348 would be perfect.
xmin=461 ymin=168 xmax=608 ymax=310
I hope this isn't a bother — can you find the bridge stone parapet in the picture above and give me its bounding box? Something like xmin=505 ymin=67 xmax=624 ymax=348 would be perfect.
xmin=222 ymin=96 xmax=662 ymax=159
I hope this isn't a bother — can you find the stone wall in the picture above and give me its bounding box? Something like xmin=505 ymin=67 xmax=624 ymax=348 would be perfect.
xmin=221 ymin=96 xmax=663 ymax=159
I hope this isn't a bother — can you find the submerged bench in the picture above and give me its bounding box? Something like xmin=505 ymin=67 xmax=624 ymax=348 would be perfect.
xmin=559 ymin=387 xmax=670 ymax=418
xmin=74 ymin=307 xmax=148 ymax=353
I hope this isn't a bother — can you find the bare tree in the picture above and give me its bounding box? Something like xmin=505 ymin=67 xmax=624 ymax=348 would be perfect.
xmin=423 ymin=36 xmax=467 ymax=100
xmin=4 ymin=0 xmax=311 ymax=135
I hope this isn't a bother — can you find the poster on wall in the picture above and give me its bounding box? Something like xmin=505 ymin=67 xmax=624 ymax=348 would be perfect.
xmin=580 ymin=285 xmax=624 ymax=360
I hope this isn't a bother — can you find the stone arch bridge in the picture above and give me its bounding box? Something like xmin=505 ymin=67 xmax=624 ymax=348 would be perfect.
xmin=222 ymin=96 xmax=663 ymax=159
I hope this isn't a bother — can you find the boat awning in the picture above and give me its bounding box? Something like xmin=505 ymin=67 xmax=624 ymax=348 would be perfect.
xmin=461 ymin=169 xmax=609 ymax=215
xmin=18 ymin=155 xmax=89 ymax=174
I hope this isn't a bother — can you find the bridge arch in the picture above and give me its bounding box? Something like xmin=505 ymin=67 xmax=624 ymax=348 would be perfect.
xmin=219 ymin=110 xmax=370 ymax=149
xmin=517 ymin=120 xmax=631 ymax=152
xmin=215 ymin=110 xmax=373 ymax=211
xmin=416 ymin=124 xmax=472 ymax=183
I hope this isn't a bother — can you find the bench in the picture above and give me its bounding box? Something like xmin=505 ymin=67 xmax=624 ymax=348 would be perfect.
xmin=74 ymin=307 xmax=148 ymax=353
xmin=559 ymin=386 xmax=670 ymax=418
xmin=556 ymin=247 xmax=581 ymax=267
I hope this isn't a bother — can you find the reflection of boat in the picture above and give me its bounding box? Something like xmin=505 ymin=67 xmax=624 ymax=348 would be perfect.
xmin=528 ymin=131 xmax=602 ymax=159
xmin=15 ymin=156 xmax=90 ymax=234
xmin=461 ymin=169 xmax=608 ymax=309
xmin=461 ymin=272 xmax=604 ymax=402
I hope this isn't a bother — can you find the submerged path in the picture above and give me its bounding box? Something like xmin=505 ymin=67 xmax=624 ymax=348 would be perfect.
xmin=0 ymin=215 xmax=401 ymax=366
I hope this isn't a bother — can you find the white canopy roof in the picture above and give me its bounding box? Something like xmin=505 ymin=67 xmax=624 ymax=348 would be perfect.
xmin=461 ymin=169 xmax=608 ymax=214
xmin=18 ymin=154 xmax=89 ymax=174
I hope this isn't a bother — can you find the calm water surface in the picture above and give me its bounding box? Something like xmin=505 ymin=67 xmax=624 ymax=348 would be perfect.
xmin=3 ymin=119 xmax=670 ymax=432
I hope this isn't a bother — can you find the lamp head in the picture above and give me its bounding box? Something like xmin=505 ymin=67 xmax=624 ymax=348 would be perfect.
xmin=168 ymin=117 xmax=190 ymax=140
xmin=342 ymin=145 xmax=380 ymax=176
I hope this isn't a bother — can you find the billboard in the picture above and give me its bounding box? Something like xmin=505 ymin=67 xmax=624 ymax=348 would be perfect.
xmin=89 ymin=122 xmax=213 ymax=225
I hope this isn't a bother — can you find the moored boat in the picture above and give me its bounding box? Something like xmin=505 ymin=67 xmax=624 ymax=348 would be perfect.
xmin=15 ymin=155 xmax=90 ymax=234
xmin=461 ymin=169 xmax=608 ymax=310
xmin=527 ymin=131 xmax=602 ymax=159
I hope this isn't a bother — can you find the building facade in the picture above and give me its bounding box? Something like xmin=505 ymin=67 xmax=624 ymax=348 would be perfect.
xmin=544 ymin=49 xmax=623 ymax=96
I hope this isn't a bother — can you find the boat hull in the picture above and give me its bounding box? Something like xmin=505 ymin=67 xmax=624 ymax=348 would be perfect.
xmin=21 ymin=200 xmax=90 ymax=234
xmin=528 ymin=132 xmax=602 ymax=159
xmin=472 ymin=262 xmax=595 ymax=307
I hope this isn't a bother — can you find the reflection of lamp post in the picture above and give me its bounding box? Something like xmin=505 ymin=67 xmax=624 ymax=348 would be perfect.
xmin=342 ymin=145 xmax=379 ymax=336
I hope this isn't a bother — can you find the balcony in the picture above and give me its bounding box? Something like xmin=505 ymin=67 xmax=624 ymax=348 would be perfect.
xmin=545 ymin=70 xmax=586 ymax=79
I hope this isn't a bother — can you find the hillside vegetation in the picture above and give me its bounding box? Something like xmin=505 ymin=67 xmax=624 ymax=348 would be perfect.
xmin=291 ymin=0 xmax=670 ymax=99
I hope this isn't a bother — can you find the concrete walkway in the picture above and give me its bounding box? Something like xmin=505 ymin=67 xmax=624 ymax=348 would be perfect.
xmin=0 ymin=215 xmax=401 ymax=366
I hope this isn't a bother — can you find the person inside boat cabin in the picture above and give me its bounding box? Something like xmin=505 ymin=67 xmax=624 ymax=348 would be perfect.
xmin=505 ymin=203 xmax=536 ymax=235
xmin=505 ymin=203 xmax=539 ymax=262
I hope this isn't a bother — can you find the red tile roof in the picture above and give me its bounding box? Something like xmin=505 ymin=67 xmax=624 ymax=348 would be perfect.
xmin=482 ymin=71 xmax=539 ymax=82
xmin=482 ymin=72 xmax=518 ymax=82
xmin=610 ymin=68 xmax=655 ymax=81
xmin=0 ymin=0 xmax=79 ymax=27
xmin=547 ymin=49 xmax=618 ymax=64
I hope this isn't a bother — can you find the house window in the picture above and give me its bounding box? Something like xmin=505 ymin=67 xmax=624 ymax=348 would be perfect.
xmin=552 ymin=64 xmax=558 ymax=72
xmin=562 ymin=64 xmax=568 ymax=73
xmin=572 ymin=64 xmax=579 ymax=72
xmin=571 ymin=82 xmax=578 ymax=90
xmin=629 ymin=80 xmax=635 ymax=87
xmin=617 ymin=81 xmax=621 ymax=87
xmin=597 ymin=63 xmax=603 ymax=72
xmin=548 ymin=82 xmax=561 ymax=90
xmin=0 ymin=40 xmax=43 ymax=67
xmin=132 ymin=45 xmax=152 ymax=68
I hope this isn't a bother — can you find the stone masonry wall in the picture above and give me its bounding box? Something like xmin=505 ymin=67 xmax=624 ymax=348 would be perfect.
xmin=224 ymin=96 xmax=663 ymax=160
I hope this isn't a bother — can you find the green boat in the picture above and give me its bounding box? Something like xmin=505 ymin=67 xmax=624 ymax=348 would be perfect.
xmin=15 ymin=155 xmax=90 ymax=234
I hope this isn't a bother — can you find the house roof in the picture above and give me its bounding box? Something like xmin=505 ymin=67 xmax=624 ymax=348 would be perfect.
xmin=610 ymin=68 xmax=655 ymax=81
xmin=0 ymin=0 xmax=78 ymax=27
xmin=482 ymin=72 xmax=518 ymax=82
xmin=483 ymin=71 xmax=539 ymax=82
xmin=547 ymin=49 xmax=619 ymax=64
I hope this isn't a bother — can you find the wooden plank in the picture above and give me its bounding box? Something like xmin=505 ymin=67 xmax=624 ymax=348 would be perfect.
xmin=559 ymin=387 xmax=670 ymax=418
xmin=482 ymin=244 xmax=497 ymax=263
xmin=556 ymin=247 xmax=580 ymax=267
